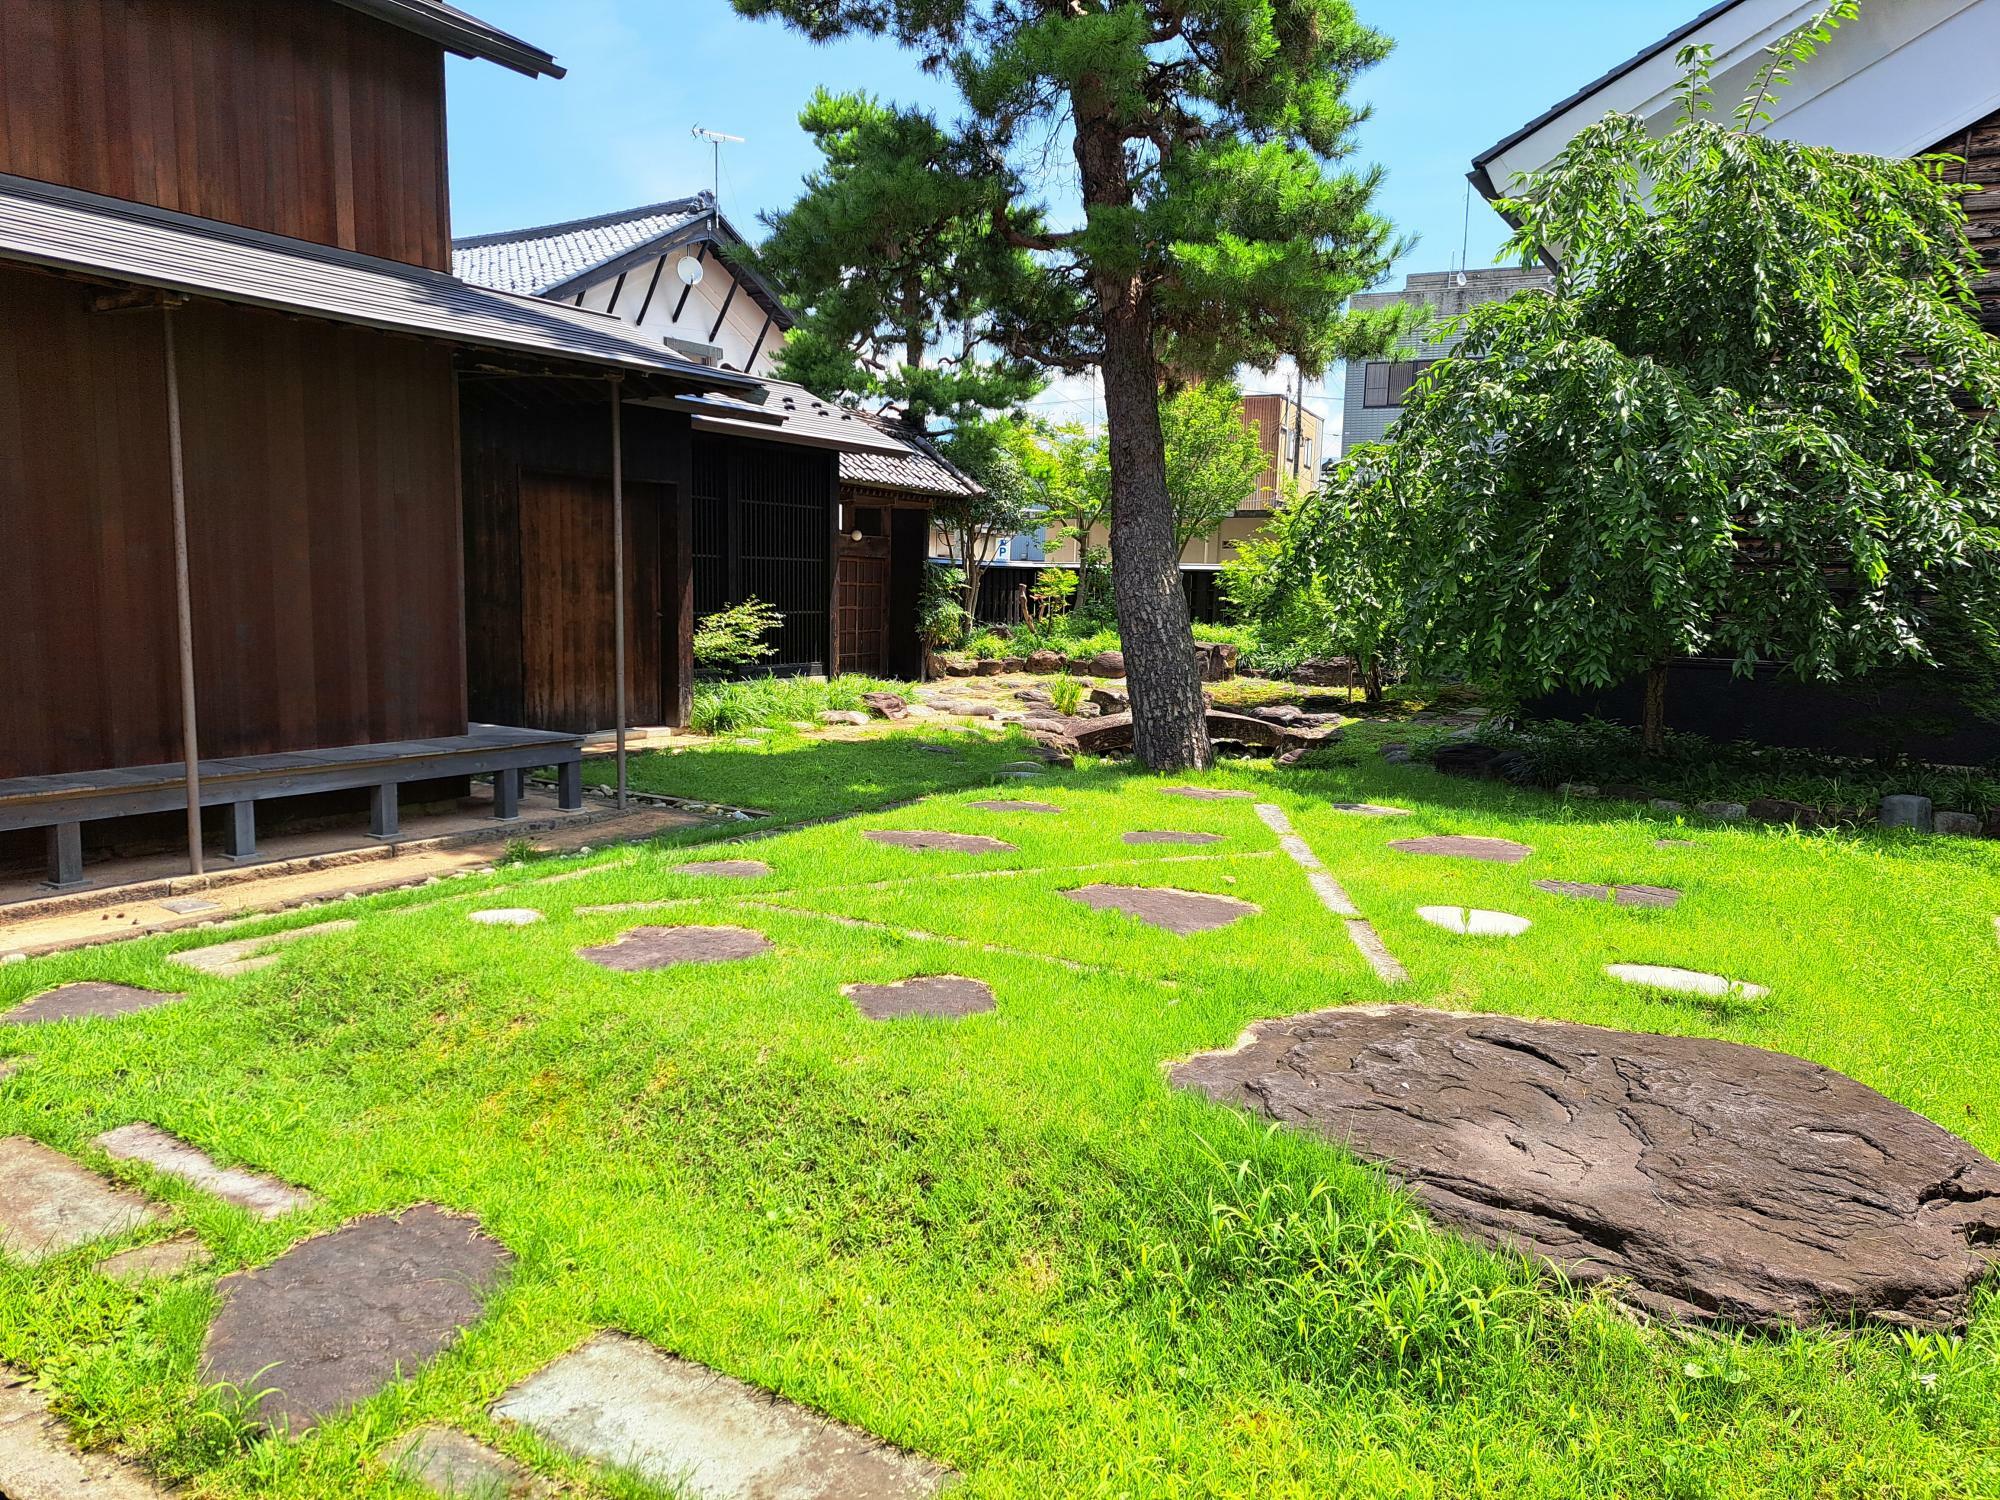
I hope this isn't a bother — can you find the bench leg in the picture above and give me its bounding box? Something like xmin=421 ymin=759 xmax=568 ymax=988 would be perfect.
xmin=493 ymin=769 xmax=520 ymax=822
xmin=45 ymin=822 xmax=86 ymax=890
xmin=220 ymin=801 xmax=257 ymax=862
xmin=370 ymin=783 xmax=400 ymax=841
xmin=557 ymin=759 xmax=583 ymax=812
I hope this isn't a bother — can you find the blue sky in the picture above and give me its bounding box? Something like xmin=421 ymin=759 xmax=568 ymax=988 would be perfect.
xmin=446 ymin=1 xmax=1696 ymax=430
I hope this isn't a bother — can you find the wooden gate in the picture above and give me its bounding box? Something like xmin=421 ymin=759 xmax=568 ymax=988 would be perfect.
xmin=836 ymin=545 xmax=891 ymax=675
xmin=520 ymin=472 xmax=670 ymax=732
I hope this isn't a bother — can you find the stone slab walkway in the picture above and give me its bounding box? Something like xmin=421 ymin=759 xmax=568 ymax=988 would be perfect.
xmin=1390 ymin=834 xmax=1533 ymax=864
xmin=1254 ymin=803 xmax=1407 ymax=984
xmin=166 ymin=920 xmax=357 ymax=978
xmin=491 ymin=1332 xmax=951 ymax=1499
xmin=0 ymin=1137 xmax=164 ymax=1264
xmin=203 ymin=1204 xmax=512 ymax=1433
xmin=0 ymin=1367 xmax=176 ymax=1498
xmin=1534 ymin=880 xmax=1680 ymax=909
xmin=95 ymin=1124 xmax=314 ymax=1219
xmin=864 ymin=830 xmax=1015 ymax=855
xmin=1 ymin=983 xmax=181 ymax=1026
xmin=383 ymin=1425 xmax=550 ymax=1498
xmin=99 ymin=1235 xmax=212 ymax=1284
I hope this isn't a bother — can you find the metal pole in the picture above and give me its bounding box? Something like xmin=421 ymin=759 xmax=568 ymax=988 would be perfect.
xmin=610 ymin=374 xmax=628 ymax=810
xmin=162 ymin=306 xmax=204 ymax=875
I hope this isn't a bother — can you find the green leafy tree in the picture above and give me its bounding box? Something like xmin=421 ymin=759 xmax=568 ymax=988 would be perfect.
xmin=734 ymin=0 xmax=1410 ymax=769
xmin=753 ymin=89 xmax=1043 ymax=428
xmin=1312 ymin=8 xmax=2000 ymax=750
xmin=1016 ymin=421 xmax=1108 ymax=617
xmin=1163 ymin=383 xmax=1269 ymax=553
xmin=933 ymin=416 xmax=1041 ymax=619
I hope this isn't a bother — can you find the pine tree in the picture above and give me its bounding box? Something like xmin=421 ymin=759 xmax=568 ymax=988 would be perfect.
xmin=736 ymin=0 xmax=1409 ymax=769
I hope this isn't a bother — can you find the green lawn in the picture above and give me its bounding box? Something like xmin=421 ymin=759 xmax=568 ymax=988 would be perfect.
xmin=2 ymin=745 xmax=1998 ymax=1498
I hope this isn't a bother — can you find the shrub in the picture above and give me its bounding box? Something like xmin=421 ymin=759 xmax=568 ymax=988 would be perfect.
xmin=1049 ymin=675 xmax=1083 ymax=716
xmin=693 ymin=597 xmax=784 ymax=670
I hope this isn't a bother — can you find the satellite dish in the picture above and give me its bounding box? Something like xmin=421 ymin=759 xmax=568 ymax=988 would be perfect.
xmin=1455 ymin=270 xmax=1468 ymax=288
xmin=676 ymin=255 xmax=705 ymax=286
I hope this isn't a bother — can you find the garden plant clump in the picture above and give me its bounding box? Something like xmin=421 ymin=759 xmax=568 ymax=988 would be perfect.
xmin=687 ymin=674 xmax=915 ymax=736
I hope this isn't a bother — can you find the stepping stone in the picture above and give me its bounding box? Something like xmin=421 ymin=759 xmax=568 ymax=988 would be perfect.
xmin=967 ymin=800 xmax=1060 ymax=814
xmin=99 ymin=1234 xmax=212 ymax=1284
xmin=1654 ymin=839 xmax=1697 ymax=848
xmin=1 ymin=982 xmax=181 ymax=1026
xmin=1122 ymin=830 xmax=1223 ymax=845
xmin=203 ymin=1204 xmax=512 ymax=1434
xmin=675 ymin=859 xmax=773 ymax=878
xmin=384 ymin=1426 xmax=551 ymax=1498
xmin=1416 ymin=906 xmax=1532 ymax=936
xmin=1160 ymin=786 xmax=1253 ymax=800
xmin=95 ymin=1124 xmax=314 ymax=1219
xmin=579 ymin=926 xmax=773 ymax=972
xmin=1533 ymin=879 xmax=1681 ymax=909
xmin=1327 ymin=803 xmax=1411 ymax=816
xmin=843 ymin=976 xmax=996 ymax=1021
xmin=1063 ymin=885 xmax=1259 ymax=935
xmin=167 ymin=920 xmax=358 ymax=978
xmin=0 ymin=1056 xmax=29 ymax=1082
xmin=491 ymin=1331 xmax=951 ymax=1500
xmin=469 ymin=909 xmax=543 ymax=926
xmin=1606 ymin=963 xmax=1768 ymax=1000
xmin=1172 ymin=1005 xmax=2000 ymax=1329
xmin=864 ymin=830 xmax=1015 ymax=855
xmin=1 ymin=1365 xmax=178 ymax=1498
xmin=0 ymin=1137 xmax=164 ymax=1264
xmin=1389 ymin=834 xmax=1532 ymax=864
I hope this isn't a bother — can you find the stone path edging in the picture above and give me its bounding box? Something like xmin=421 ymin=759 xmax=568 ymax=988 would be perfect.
xmin=94 ymin=1124 xmax=314 ymax=1220
xmin=0 ymin=1367 xmax=176 ymax=1498
xmin=1254 ymin=804 xmax=1407 ymax=984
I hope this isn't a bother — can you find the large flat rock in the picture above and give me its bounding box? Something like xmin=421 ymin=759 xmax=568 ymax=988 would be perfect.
xmin=0 ymin=1137 xmax=164 ymax=1264
xmin=1063 ymin=884 xmax=1258 ymax=934
xmin=203 ymin=1204 xmax=512 ymax=1433
xmin=0 ymin=1367 xmax=176 ymax=1499
xmin=1171 ymin=1006 xmax=2000 ymax=1329
xmin=492 ymin=1332 xmax=950 ymax=1499
xmin=1 ymin=983 xmax=181 ymax=1025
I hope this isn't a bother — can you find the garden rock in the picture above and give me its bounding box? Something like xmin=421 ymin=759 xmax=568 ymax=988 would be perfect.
xmin=100 ymin=1235 xmax=212 ymax=1283
xmin=1698 ymin=801 xmax=1747 ymax=821
xmin=1288 ymin=657 xmax=1358 ymax=688
xmin=1063 ymin=884 xmax=1258 ymax=934
xmin=860 ymin=693 xmax=909 ymax=721
xmin=1936 ymin=810 xmax=1983 ymax=837
xmin=844 ymin=975 xmax=997 ymax=1020
xmin=1416 ymin=906 xmax=1532 ymax=936
xmin=942 ymin=659 xmax=975 ymax=676
xmin=1193 ymin=641 xmax=1237 ymax=681
xmin=1533 ymin=879 xmax=1681 ymax=909
xmin=1087 ymin=650 xmax=1126 ymax=678
xmin=817 ymin=710 xmax=869 ymax=727
xmin=1390 ymin=834 xmax=1532 ymax=864
xmin=1089 ymin=686 xmax=1128 ymax=712
xmin=0 ymin=1137 xmax=164 ymax=1263
xmin=1879 ymin=794 xmax=1935 ymax=832
xmin=974 ymin=660 xmax=1006 ymax=677
xmin=2 ymin=982 xmax=181 ymax=1026
xmin=203 ymin=1205 xmax=512 ymax=1433
xmin=1650 ymin=798 xmax=1686 ymax=814
xmin=1381 ymin=744 xmax=1412 ymax=764
xmin=996 ymin=761 xmax=1050 ymax=778
xmin=1431 ymin=742 xmax=1534 ymax=783
xmin=1024 ymin=650 xmax=1065 ymax=674
xmin=1749 ymin=797 xmax=1815 ymax=826
xmin=1250 ymin=704 xmax=1304 ymax=724
xmin=491 ymin=1332 xmax=951 ymax=1499
xmin=1171 ymin=1005 xmax=2000 ymax=1328
xmin=580 ymin=926 xmax=774 ymax=971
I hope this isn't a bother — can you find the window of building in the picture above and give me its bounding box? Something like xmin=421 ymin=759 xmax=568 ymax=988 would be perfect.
xmin=1361 ymin=359 xmax=1439 ymax=409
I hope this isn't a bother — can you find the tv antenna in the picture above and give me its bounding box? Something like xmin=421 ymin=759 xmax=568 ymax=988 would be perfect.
xmin=691 ymin=126 xmax=744 ymax=220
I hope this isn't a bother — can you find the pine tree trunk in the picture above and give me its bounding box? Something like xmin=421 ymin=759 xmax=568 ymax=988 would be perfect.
xmin=1074 ymin=118 xmax=1210 ymax=772
xmin=1642 ymin=660 xmax=1669 ymax=755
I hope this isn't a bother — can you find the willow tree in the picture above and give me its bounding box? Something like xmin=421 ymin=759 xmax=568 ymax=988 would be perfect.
xmin=1323 ymin=13 xmax=2000 ymax=751
xmin=735 ymin=0 xmax=1408 ymax=769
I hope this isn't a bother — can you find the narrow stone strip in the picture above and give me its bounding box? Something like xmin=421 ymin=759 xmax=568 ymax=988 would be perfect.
xmin=166 ymin=920 xmax=357 ymax=978
xmin=94 ymin=1124 xmax=314 ymax=1219
xmin=1256 ymin=803 xmax=1407 ymax=984
xmin=0 ymin=1367 xmax=176 ymax=1498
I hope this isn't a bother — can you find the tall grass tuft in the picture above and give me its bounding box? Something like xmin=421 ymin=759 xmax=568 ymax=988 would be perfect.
xmin=689 ymin=674 xmax=913 ymax=735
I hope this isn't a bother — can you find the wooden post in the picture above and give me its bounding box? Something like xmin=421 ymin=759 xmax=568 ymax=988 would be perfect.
xmin=162 ymin=306 xmax=204 ymax=876
xmin=610 ymin=374 xmax=628 ymax=810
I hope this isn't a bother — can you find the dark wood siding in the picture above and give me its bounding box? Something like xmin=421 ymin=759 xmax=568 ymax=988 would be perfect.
xmin=0 ymin=0 xmax=451 ymax=268
xmin=690 ymin=436 xmax=836 ymax=674
xmin=1933 ymin=105 xmax=2000 ymax=332
xmin=0 ymin=267 xmax=466 ymax=779
xmin=461 ymin=389 xmax=696 ymax=730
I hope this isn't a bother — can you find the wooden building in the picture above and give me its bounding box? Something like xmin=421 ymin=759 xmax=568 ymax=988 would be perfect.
xmin=0 ymin=0 xmax=759 ymax=889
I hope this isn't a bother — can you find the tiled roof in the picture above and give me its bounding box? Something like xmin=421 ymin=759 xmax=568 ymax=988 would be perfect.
xmin=453 ymin=198 xmax=714 ymax=297
xmin=842 ymin=415 xmax=982 ymax=497
xmin=0 ymin=173 xmax=758 ymax=393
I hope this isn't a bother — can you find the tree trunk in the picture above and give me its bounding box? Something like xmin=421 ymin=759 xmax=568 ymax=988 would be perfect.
xmin=1074 ymin=117 xmax=1210 ymax=771
xmin=1642 ymin=660 xmax=1669 ymax=754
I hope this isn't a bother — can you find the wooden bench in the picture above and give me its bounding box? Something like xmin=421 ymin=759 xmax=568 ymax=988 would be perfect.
xmin=0 ymin=724 xmax=586 ymax=890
